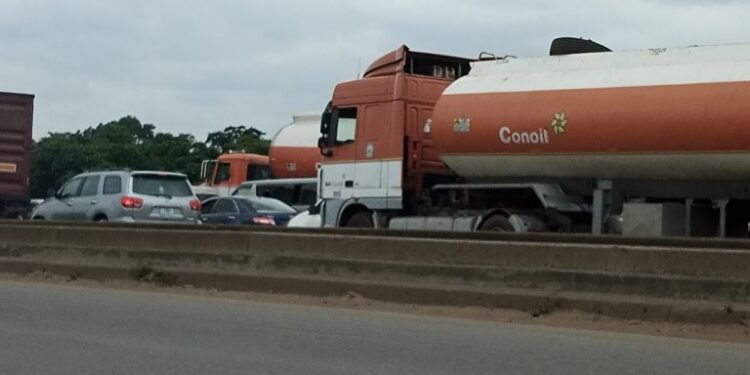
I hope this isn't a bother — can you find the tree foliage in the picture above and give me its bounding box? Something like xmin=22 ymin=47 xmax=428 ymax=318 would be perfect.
xmin=30 ymin=116 xmax=270 ymax=198
xmin=205 ymin=125 xmax=270 ymax=156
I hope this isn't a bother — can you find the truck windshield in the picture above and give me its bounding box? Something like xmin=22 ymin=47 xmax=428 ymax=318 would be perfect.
xmin=215 ymin=162 xmax=231 ymax=183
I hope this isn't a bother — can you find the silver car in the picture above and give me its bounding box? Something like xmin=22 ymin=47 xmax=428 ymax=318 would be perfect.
xmin=232 ymin=178 xmax=317 ymax=212
xmin=31 ymin=170 xmax=201 ymax=223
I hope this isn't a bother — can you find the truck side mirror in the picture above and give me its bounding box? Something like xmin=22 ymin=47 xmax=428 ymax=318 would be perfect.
xmin=321 ymin=113 xmax=331 ymax=134
xmin=308 ymin=200 xmax=322 ymax=215
xmin=319 ymin=102 xmax=334 ymax=157
xmin=318 ymin=136 xmax=333 ymax=157
xmin=320 ymin=101 xmax=333 ymax=134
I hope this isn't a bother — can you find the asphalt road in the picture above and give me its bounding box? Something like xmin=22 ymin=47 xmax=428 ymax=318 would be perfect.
xmin=1 ymin=282 xmax=749 ymax=375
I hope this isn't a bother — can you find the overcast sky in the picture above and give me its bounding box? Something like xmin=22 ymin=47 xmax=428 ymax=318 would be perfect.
xmin=2 ymin=0 xmax=750 ymax=141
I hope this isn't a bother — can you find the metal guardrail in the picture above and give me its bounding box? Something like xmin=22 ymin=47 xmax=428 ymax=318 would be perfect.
xmin=3 ymin=219 xmax=750 ymax=251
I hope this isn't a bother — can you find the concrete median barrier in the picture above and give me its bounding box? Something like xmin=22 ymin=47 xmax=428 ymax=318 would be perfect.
xmin=8 ymin=219 xmax=750 ymax=250
xmin=0 ymin=258 xmax=747 ymax=325
xmin=1 ymin=222 xmax=750 ymax=324
xmin=3 ymin=223 xmax=750 ymax=278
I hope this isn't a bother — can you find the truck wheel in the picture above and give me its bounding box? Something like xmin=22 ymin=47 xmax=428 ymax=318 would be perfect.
xmin=345 ymin=211 xmax=374 ymax=228
xmin=479 ymin=215 xmax=514 ymax=232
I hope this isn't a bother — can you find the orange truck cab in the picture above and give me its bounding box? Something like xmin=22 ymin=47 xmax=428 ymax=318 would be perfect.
xmin=196 ymin=153 xmax=270 ymax=197
xmin=317 ymin=46 xmax=471 ymax=228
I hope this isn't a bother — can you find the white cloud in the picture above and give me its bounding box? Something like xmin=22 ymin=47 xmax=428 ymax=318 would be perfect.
xmin=1 ymin=0 xmax=749 ymax=140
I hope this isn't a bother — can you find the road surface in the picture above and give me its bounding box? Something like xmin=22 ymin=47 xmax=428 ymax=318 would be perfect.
xmin=0 ymin=281 xmax=748 ymax=375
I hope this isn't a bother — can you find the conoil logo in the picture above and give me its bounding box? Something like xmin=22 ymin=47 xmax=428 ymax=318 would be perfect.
xmin=499 ymin=112 xmax=567 ymax=145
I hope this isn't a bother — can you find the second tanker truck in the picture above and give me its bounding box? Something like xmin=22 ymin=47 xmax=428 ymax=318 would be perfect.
xmin=316 ymin=39 xmax=750 ymax=237
xmin=194 ymin=113 xmax=321 ymax=198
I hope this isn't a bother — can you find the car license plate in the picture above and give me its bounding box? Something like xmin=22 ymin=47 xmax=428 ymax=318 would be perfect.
xmin=152 ymin=207 xmax=184 ymax=218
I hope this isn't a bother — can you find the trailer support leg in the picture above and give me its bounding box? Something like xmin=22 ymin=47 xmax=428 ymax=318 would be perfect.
xmin=685 ymin=199 xmax=694 ymax=238
xmin=718 ymin=199 xmax=729 ymax=238
xmin=592 ymin=180 xmax=614 ymax=235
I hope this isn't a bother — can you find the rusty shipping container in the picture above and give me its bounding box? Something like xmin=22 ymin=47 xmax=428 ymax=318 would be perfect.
xmin=0 ymin=92 xmax=33 ymax=218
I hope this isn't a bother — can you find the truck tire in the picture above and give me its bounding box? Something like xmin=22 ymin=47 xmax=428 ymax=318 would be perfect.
xmin=479 ymin=214 xmax=514 ymax=232
xmin=345 ymin=211 xmax=374 ymax=228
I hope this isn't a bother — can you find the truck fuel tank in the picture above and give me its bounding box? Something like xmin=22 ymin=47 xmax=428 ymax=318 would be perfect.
xmin=431 ymin=43 xmax=750 ymax=182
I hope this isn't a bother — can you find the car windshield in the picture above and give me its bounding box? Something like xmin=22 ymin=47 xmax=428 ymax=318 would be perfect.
xmin=240 ymin=197 xmax=296 ymax=213
xmin=233 ymin=186 xmax=253 ymax=197
xmin=132 ymin=174 xmax=193 ymax=197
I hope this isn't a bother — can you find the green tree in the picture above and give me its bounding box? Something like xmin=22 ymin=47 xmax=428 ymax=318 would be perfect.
xmin=79 ymin=116 xmax=152 ymax=170
xmin=205 ymin=126 xmax=270 ymax=156
xmin=142 ymin=133 xmax=206 ymax=182
xmin=30 ymin=133 xmax=87 ymax=197
xmin=30 ymin=116 xmax=272 ymax=197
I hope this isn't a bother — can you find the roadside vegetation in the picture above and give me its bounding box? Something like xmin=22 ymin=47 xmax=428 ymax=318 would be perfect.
xmin=31 ymin=116 xmax=270 ymax=197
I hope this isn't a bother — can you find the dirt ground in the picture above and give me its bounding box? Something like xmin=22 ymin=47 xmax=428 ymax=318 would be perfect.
xmin=2 ymin=271 xmax=749 ymax=344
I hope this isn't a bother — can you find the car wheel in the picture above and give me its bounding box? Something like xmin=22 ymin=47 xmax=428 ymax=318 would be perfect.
xmin=479 ymin=214 xmax=514 ymax=232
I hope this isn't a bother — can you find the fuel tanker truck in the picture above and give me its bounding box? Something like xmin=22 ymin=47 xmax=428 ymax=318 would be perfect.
xmin=269 ymin=112 xmax=322 ymax=179
xmin=194 ymin=113 xmax=321 ymax=198
xmin=316 ymin=38 xmax=750 ymax=237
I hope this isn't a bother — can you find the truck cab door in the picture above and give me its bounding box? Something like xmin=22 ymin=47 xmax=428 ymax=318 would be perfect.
xmin=319 ymin=103 xmax=397 ymax=203
xmin=353 ymin=104 xmax=385 ymax=196
xmin=319 ymin=106 xmax=358 ymax=200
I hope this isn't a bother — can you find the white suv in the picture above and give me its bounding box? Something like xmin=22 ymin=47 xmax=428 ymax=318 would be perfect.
xmin=32 ymin=170 xmax=201 ymax=223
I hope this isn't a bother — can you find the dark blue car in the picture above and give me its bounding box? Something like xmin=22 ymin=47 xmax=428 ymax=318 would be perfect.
xmin=199 ymin=196 xmax=297 ymax=226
